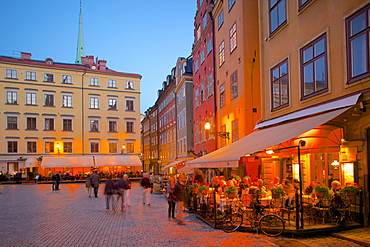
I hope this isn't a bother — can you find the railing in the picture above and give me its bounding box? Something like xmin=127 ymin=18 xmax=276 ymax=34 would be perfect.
xmin=186 ymin=189 xmax=364 ymax=230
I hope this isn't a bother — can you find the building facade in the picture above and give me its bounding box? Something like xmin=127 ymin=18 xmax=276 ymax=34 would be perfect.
xmin=0 ymin=52 xmax=142 ymax=179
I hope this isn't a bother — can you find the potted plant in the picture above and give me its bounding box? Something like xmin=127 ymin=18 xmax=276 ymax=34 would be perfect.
xmin=198 ymin=184 xmax=210 ymax=196
xmin=225 ymin=185 xmax=238 ymax=199
xmin=314 ymin=185 xmax=329 ymax=199
xmin=188 ymin=183 xmax=200 ymax=194
xmin=271 ymin=186 xmax=285 ymax=199
xmin=339 ymin=183 xmax=361 ymax=200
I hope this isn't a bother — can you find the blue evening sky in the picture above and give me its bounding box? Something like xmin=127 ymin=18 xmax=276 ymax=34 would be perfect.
xmin=0 ymin=0 xmax=196 ymax=113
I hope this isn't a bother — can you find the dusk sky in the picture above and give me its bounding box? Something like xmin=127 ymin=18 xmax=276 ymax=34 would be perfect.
xmin=0 ymin=0 xmax=196 ymax=113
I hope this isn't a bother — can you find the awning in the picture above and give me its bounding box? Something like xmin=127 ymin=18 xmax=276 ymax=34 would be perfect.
xmin=24 ymin=158 xmax=39 ymax=168
xmin=162 ymin=161 xmax=180 ymax=170
xmin=186 ymin=107 xmax=350 ymax=168
xmin=255 ymin=93 xmax=361 ymax=129
xmin=40 ymin=154 xmax=142 ymax=168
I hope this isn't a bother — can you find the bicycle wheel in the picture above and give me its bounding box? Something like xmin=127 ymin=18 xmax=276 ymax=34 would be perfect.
xmin=259 ymin=214 xmax=285 ymax=237
xmin=222 ymin=212 xmax=243 ymax=233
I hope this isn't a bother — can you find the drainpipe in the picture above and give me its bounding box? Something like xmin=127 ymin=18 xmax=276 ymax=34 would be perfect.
xmin=82 ymin=70 xmax=86 ymax=155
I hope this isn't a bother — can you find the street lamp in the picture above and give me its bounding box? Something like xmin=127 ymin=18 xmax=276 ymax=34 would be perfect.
xmin=56 ymin=143 xmax=60 ymax=156
xmin=204 ymin=121 xmax=230 ymax=140
xmin=121 ymin=144 xmax=126 ymax=154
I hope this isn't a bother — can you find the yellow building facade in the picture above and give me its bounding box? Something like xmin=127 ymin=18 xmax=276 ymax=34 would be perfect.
xmin=0 ymin=53 xmax=142 ymax=180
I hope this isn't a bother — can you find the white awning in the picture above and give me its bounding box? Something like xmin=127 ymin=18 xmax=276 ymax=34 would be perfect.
xmin=255 ymin=93 xmax=361 ymax=129
xmin=41 ymin=154 xmax=142 ymax=168
xmin=162 ymin=161 xmax=180 ymax=170
xmin=24 ymin=158 xmax=39 ymax=168
xmin=186 ymin=107 xmax=350 ymax=169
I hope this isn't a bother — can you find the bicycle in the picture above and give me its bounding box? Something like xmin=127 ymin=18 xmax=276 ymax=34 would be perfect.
xmin=222 ymin=198 xmax=285 ymax=237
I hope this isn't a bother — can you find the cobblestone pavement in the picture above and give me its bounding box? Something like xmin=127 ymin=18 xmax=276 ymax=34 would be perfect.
xmin=0 ymin=183 xmax=366 ymax=247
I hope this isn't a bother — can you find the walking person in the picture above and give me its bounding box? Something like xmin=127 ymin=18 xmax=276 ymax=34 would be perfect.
xmin=85 ymin=174 xmax=92 ymax=197
xmin=104 ymin=175 xmax=117 ymax=211
xmin=123 ymin=174 xmax=131 ymax=207
xmin=90 ymin=171 xmax=101 ymax=198
xmin=117 ymin=175 xmax=128 ymax=211
xmin=166 ymin=178 xmax=176 ymax=220
xmin=140 ymin=172 xmax=152 ymax=205
xmin=55 ymin=171 xmax=61 ymax=190
xmin=174 ymin=175 xmax=186 ymax=225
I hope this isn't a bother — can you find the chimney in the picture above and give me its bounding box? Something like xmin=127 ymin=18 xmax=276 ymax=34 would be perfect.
xmin=98 ymin=60 xmax=107 ymax=70
xmin=21 ymin=52 xmax=32 ymax=60
xmin=81 ymin=55 xmax=95 ymax=67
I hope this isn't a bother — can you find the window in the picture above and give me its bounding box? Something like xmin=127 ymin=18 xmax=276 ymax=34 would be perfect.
xmin=8 ymin=141 xmax=18 ymax=153
xmin=232 ymin=119 xmax=239 ymax=143
xmin=90 ymin=142 xmax=99 ymax=153
xmin=220 ymin=125 xmax=227 ymax=148
xmin=228 ymin=0 xmax=236 ymax=11
xmin=202 ymin=13 xmax=207 ymax=30
xmin=200 ymin=82 xmax=205 ymax=103
xmin=197 ymin=25 xmax=201 ymax=41
xmin=45 ymin=118 xmax=55 ymax=130
xmin=6 ymin=69 xmax=17 ymax=79
xmin=126 ymin=81 xmax=134 ymax=89
xmin=301 ymin=34 xmax=328 ymax=99
xmin=207 ymin=73 xmax=214 ymax=97
xmin=44 ymin=94 xmax=54 ymax=107
xmin=126 ymin=100 xmax=134 ymax=111
xmin=62 ymin=95 xmax=72 ymax=107
xmin=299 ymin=0 xmax=311 ymax=9
xmin=200 ymin=51 xmax=205 ymax=64
xmin=218 ymin=9 xmax=224 ymax=29
xmin=108 ymin=120 xmax=117 ymax=132
xmin=7 ymin=117 xmax=18 ymax=129
xmin=63 ymin=142 xmax=72 ymax=153
xmin=26 ymin=71 xmax=36 ymax=80
xmin=26 ymin=92 xmax=37 ymax=105
xmin=27 ymin=117 xmax=37 ymax=130
xmin=230 ymin=70 xmax=238 ymax=99
xmin=269 ymin=0 xmax=287 ymax=34
xmin=220 ymin=83 xmax=226 ymax=108
xmin=195 ymin=89 xmax=199 ymax=107
xmin=90 ymin=77 xmax=99 ymax=86
xmin=126 ymin=143 xmax=134 ymax=153
xmin=27 ymin=142 xmax=37 ymax=153
xmin=229 ymin=22 xmax=237 ymax=53
xmin=45 ymin=142 xmax=54 ymax=153
xmin=207 ymin=39 xmax=213 ymax=55
xmin=63 ymin=119 xmax=72 ymax=131
xmin=90 ymin=120 xmax=99 ymax=132
xmin=271 ymin=59 xmax=289 ymax=109
xmin=109 ymin=143 xmax=117 ymax=153
xmin=6 ymin=91 xmax=17 ymax=104
xmin=346 ymin=4 xmax=370 ymax=82
xmin=90 ymin=96 xmax=99 ymax=109
xmin=108 ymin=98 xmax=117 ymax=110
xmin=62 ymin=75 xmax=72 ymax=84
xmin=219 ymin=41 xmax=225 ymax=66
xmin=44 ymin=73 xmax=54 ymax=82
xmin=126 ymin=122 xmax=134 ymax=133
xmin=108 ymin=79 xmax=117 ymax=88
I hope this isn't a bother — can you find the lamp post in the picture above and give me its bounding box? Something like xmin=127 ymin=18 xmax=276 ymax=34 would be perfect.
xmin=56 ymin=143 xmax=60 ymax=157
xmin=204 ymin=121 xmax=230 ymax=140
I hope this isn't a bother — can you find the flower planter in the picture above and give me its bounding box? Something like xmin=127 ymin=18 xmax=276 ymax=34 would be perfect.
xmin=316 ymin=192 xmax=326 ymax=199
xmin=227 ymin=193 xmax=238 ymax=199
xmin=346 ymin=191 xmax=356 ymax=202
xmin=192 ymin=187 xmax=199 ymax=194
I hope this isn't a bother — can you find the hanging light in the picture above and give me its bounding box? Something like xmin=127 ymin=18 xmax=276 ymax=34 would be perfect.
xmin=331 ymin=160 xmax=340 ymax=169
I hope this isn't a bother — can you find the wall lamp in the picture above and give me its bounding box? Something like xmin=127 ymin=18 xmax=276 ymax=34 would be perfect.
xmin=121 ymin=144 xmax=126 ymax=154
xmin=204 ymin=121 xmax=230 ymax=140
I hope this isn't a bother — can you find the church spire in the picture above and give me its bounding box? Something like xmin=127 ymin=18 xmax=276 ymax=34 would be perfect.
xmin=75 ymin=1 xmax=85 ymax=64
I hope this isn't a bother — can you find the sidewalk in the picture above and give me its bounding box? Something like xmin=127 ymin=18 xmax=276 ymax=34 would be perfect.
xmin=332 ymin=228 xmax=370 ymax=247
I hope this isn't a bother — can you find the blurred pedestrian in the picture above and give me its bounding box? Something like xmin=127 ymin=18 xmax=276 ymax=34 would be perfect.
xmin=55 ymin=171 xmax=61 ymax=190
xmin=85 ymin=174 xmax=92 ymax=197
xmin=90 ymin=171 xmax=101 ymax=198
xmin=117 ymin=175 xmax=128 ymax=211
xmin=51 ymin=173 xmax=57 ymax=190
xmin=166 ymin=178 xmax=176 ymax=220
xmin=104 ymin=175 xmax=118 ymax=211
xmin=174 ymin=175 xmax=186 ymax=225
xmin=123 ymin=174 xmax=131 ymax=207
xmin=141 ymin=172 xmax=152 ymax=205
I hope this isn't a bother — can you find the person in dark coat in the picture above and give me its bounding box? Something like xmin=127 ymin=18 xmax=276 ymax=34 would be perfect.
xmin=117 ymin=175 xmax=128 ymax=211
xmin=140 ymin=173 xmax=152 ymax=205
xmin=104 ymin=175 xmax=117 ymax=211
xmin=174 ymin=175 xmax=186 ymax=225
xmin=90 ymin=171 xmax=101 ymax=198
xmin=55 ymin=171 xmax=61 ymax=190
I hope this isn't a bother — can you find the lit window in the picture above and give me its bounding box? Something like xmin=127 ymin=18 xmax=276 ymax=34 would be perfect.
xmin=45 ymin=142 xmax=54 ymax=153
xmin=63 ymin=142 xmax=72 ymax=153
xmin=219 ymin=41 xmax=225 ymax=66
xmin=90 ymin=142 xmax=99 ymax=153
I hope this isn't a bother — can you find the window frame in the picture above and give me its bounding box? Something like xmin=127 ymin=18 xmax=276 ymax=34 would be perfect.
xmin=90 ymin=120 xmax=99 ymax=132
xmin=126 ymin=121 xmax=134 ymax=133
xmin=62 ymin=95 xmax=72 ymax=108
xmin=7 ymin=116 xmax=18 ymax=130
xmin=62 ymin=75 xmax=72 ymax=84
xmin=108 ymin=120 xmax=118 ymax=132
xmin=27 ymin=141 xmax=37 ymax=153
xmin=271 ymin=59 xmax=289 ymax=110
xmin=7 ymin=141 xmax=18 ymax=153
xmin=108 ymin=79 xmax=117 ymax=88
xmin=44 ymin=94 xmax=54 ymax=107
xmin=346 ymin=4 xmax=370 ymax=83
xmin=229 ymin=22 xmax=237 ymax=53
xmin=109 ymin=142 xmax=118 ymax=153
xmin=63 ymin=119 xmax=73 ymax=131
xmin=126 ymin=99 xmax=134 ymax=111
xmin=90 ymin=77 xmax=99 ymax=86
xmin=44 ymin=73 xmax=54 ymax=82
xmin=108 ymin=98 xmax=117 ymax=110
xmin=219 ymin=40 xmax=225 ymax=67
xmin=269 ymin=0 xmax=287 ymax=35
xmin=218 ymin=9 xmax=224 ymax=29
xmin=300 ymin=33 xmax=328 ymax=100
xmin=6 ymin=90 xmax=18 ymax=104
xmin=90 ymin=142 xmax=99 ymax=153
xmin=63 ymin=142 xmax=73 ymax=153
xmin=90 ymin=96 xmax=100 ymax=109
xmin=26 ymin=71 xmax=36 ymax=81
xmin=45 ymin=141 xmax=55 ymax=153
xmin=6 ymin=69 xmax=17 ymax=79
xmin=44 ymin=118 xmax=55 ymax=131
xmin=26 ymin=92 xmax=37 ymax=105
xmin=26 ymin=117 xmax=37 ymax=130
xmin=230 ymin=70 xmax=238 ymax=99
